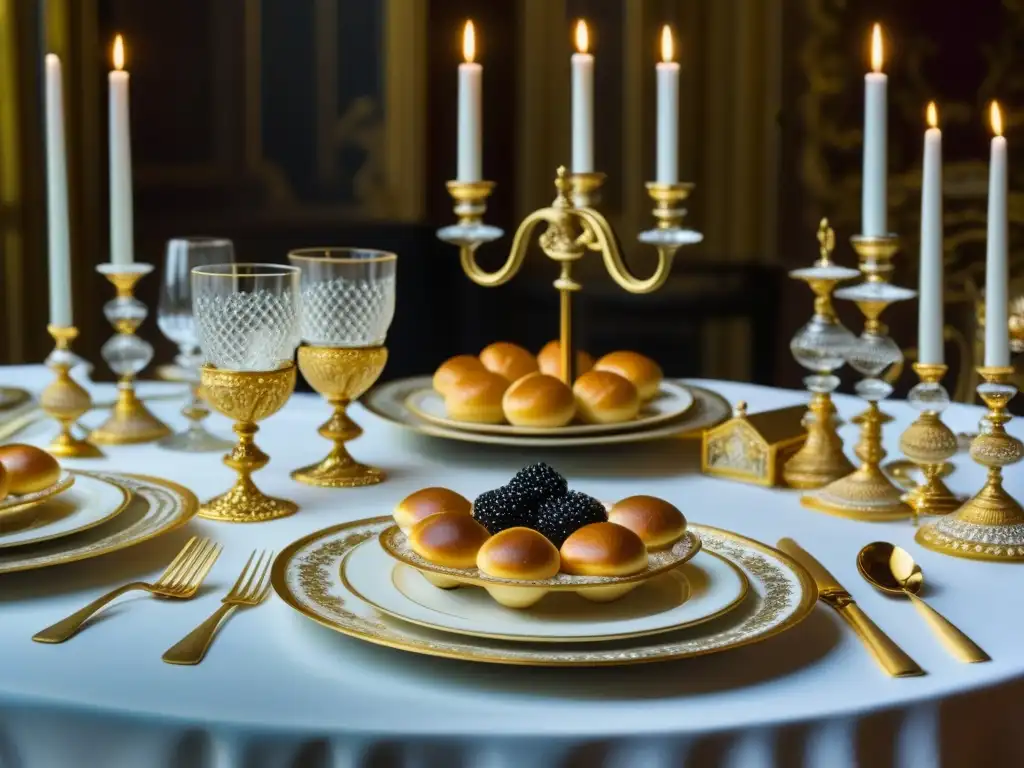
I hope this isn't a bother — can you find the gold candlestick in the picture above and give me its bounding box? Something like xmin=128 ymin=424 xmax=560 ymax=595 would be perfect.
xmin=90 ymin=264 xmax=171 ymax=444
xmin=198 ymin=363 xmax=298 ymax=522
xmin=39 ymin=325 xmax=103 ymax=458
xmin=291 ymin=346 xmax=389 ymax=487
xmin=898 ymin=363 xmax=961 ymax=522
xmin=916 ymin=366 xmax=1024 ymax=560
xmin=783 ymin=219 xmax=859 ymax=489
xmin=802 ymin=235 xmax=916 ymax=521
xmin=439 ymin=167 xmax=702 ymax=385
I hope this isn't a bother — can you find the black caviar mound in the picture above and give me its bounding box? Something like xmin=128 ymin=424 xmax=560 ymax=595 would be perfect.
xmin=534 ymin=490 xmax=607 ymax=548
xmin=472 ymin=486 xmax=534 ymax=534
xmin=507 ymin=462 xmax=569 ymax=506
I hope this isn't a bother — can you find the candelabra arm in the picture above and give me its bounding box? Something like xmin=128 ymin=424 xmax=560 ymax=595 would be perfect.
xmin=575 ymin=208 xmax=675 ymax=294
xmin=458 ymin=208 xmax=555 ymax=287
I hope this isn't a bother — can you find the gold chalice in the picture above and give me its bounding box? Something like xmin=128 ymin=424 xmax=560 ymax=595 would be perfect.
xmin=192 ymin=263 xmax=302 ymax=522
xmin=288 ymin=248 xmax=397 ymax=487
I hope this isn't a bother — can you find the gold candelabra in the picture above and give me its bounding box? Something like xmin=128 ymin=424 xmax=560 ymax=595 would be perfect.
xmin=898 ymin=363 xmax=961 ymax=522
xmin=90 ymin=265 xmax=171 ymax=444
xmin=802 ymin=235 xmax=916 ymax=521
xmin=39 ymin=325 xmax=103 ymax=458
xmin=438 ymin=167 xmax=702 ymax=383
xmin=783 ymin=219 xmax=859 ymax=489
xmin=917 ymin=366 xmax=1024 ymax=560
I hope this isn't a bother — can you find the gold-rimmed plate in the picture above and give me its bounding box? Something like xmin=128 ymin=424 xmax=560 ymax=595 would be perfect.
xmin=363 ymin=377 xmax=730 ymax=447
xmin=403 ymin=380 xmax=694 ymax=436
xmin=0 ymin=472 xmax=129 ymax=549
xmin=272 ymin=518 xmax=817 ymax=667
xmin=0 ymin=472 xmax=198 ymax=574
xmin=343 ymin=538 xmax=748 ymax=643
xmin=0 ymin=472 xmax=76 ymax=518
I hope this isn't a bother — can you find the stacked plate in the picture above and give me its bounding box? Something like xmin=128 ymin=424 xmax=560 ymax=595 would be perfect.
xmin=362 ymin=377 xmax=732 ymax=447
xmin=273 ymin=517 xmax=817 ymax=666
xmin=0 ymin=471 xmax=197 ymax=574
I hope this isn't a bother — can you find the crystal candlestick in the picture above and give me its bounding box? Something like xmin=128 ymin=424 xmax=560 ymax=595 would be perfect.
xmin=783 ymin=219 xmax=859 ymax=489
xmin=898 ymin=363 xmax=961 ymax=522
xmin=802 ymin=277 xmax=916 ymax=520
xmin=916 ymin=367 xmax=1024 ymax=560
xmin=89 ymin=264 xmax=171 ymax=444
xmin=40 ymin=326 xmax=103 ymax=458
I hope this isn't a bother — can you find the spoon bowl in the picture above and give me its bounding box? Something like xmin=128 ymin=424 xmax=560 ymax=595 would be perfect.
xmin=857 ymin=541 xmax=924 ymax=595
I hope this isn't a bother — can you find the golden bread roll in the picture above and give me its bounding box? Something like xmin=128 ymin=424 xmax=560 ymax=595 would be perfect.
xmin=572 ymin=370 xmax=640 ymax=424
xmin=0 ymin=444 xmax=60 ymax=494
xmin=608 ymin=495 xmax=686 ymax=550
xmin=394 ymin=487 xmax=472 ymax=535
xmin=476 ymin=527 xmax=561 ymax=580
xmin=408 ymin=511 xmax=491 ymax=569
xmin=433 ymin=355 xmax=486 ymax=396
xmin=0 ymin=464 xmax=9 ymax=501
xmin=479 ymin=342 xmax=538 ymax=383
xmin=559 ymin=522 xmax=648 ymax=577
xmin=536 ymin=340 xmax=594 ymax=380
xmin=502 ymin=373 xmax=576 ymax=428
xmin=594 ymin=351 xmax=663 ymax=401
xmin=444 ymin=370 xmax=509 ymax=423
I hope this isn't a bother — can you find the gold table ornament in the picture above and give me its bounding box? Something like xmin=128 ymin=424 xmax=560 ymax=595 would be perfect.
xmin=702 ymin=402 xmax=807 ymax=487
xmin=898 ymin=363 xmax=961 ymax=521
xmin=802 ymin=235 xmax=916 ymax=521
xmin=40 ymin=325 xmax=103 ymax=458
xmin=783 ymin=219 xmax=859 ymax=489
xmin=916 ymin=366 xmax=1024 ymax=560
xmin=90 ymin=264 xmax=171 ymax=444
xmin=438 ymin=167 xmax=702 ymax=384
xmin=291 ymin=346 xmax=388 ymax=487
xmin=199 ymin=363 xmax=298 ymax=522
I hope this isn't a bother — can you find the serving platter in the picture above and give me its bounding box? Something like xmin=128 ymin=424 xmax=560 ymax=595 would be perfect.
xmin=344 ymin=536 xmax=747 ymax=642
xmin=0 ymin=472 xmax=76 ymax=518
xmin=0 ymin=472 xmax=198 ymax=574
xmin=379 ymin=524 xmax=701 ymax=607
xmin=272 ymin=517 xmax=817 ymax=666
xmin=363 ymin=377 xmax=731 ymax=447
xmin=0 ymin=472 xmax=130 ymax=549
xmin=404 ymin=379 xmax=694 ymax=436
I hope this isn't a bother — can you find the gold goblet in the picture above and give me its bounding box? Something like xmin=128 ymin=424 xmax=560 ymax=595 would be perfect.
xmin=199 ymin=364 xmax=297 ymax=522
xmin=291 ymin=346 xmax=388 ymax=487
xmin=288 ymin=248 xmax=397 ymax=488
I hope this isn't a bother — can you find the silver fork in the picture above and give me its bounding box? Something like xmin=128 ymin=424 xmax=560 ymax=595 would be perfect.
xmin=33 ymin=536 xmax=222 ymax=643
xmin=162 ymin=549 xmax=274 ymax=665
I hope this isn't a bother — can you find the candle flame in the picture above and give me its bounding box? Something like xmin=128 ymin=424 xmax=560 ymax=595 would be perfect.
xmin=113 ymin=34 xmax=125 ymax=70
xmin=462 ymin=21 xmax=475 ymax=63
xmin=870 ymin=23 xmax=883 ymax=73
xmin=661 ymin=25 xmax=674 ymax=63
xmin=575 ymin=20 xmax=589 ymax=54
xmin=991 ymin=101 xmax=1004 ymax=137
xmin=926 ymin=101 xmax=938 ymax=128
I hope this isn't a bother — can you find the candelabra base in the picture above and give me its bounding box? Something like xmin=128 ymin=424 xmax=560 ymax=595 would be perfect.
xmin=90 ymin=385 xmax=172 ymax=445
xmin=783 ymin=392 xmax=854 ymax=489
xmin=801 ymin=464 xmax=913 ymax=521
xmin=40 ymin=326 xmax=104 ymax=459
xmin=903 ymin=473 xmax=962 ymax=518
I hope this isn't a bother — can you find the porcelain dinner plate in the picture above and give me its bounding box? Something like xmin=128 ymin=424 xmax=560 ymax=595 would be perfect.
xmin=403 ymin=380 xmax=694 ymax=436
xmin=0 ymin=472 xmax=76 ymax=518
xmin=273 ymin=517 xmax=816 ymax=666
xmin=0 ymin=472 xmax=130 ymax=549
xmin=343 ymin=536 xmax=748 ymax=642
xmin=363 ymin=377 xmax=731 ymax=447
xmin=0 ymin=472 xmax=197 ymax=574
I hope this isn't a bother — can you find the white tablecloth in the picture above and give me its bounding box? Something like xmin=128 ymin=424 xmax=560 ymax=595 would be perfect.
xmin=1 ymin=365 xmax=1023 ymax=768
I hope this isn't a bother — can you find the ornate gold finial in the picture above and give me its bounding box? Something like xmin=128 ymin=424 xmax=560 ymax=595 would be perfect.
xmin=733 ymin=401 xmax=748 ymax=419
xmin=816 ymin=218 xmax=835 ymax=267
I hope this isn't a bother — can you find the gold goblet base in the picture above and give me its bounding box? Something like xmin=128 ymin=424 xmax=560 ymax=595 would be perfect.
xmin=90 ymin=386 xmax=171 ymax=445
xmin=801 ymin=465 xmax=912 ymax=521
xmin=783 ymin=392 xmax=853 ymax=489
xmin=49 ymin=431 xmax=105 ymax=459
xmin=199 ymin=477 xmax=298 ymax=523
xmin=294 ymin=345 xmax=388 ymax=489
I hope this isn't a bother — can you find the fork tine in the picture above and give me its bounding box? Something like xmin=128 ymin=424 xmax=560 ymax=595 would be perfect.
xmin=244 ymin=553 xmax=274 ymax=601
xmin=256 ymin=579 xmax=273 ymax=604
xmin=236 ymin=551 xmax=268 ymax=599
xmin=157 ymin=537 xmax=199 ymax=581
xmin=174 ymin=540 xmax=220 ymax=593
xmin=158 ymin=538 xmax=207 ymax=587
xmin=226 ymin=550 xmax=258 ymax=599
xmin=166 ymin=539 xmax=215 ymax=591
xmin=185 ymin=543 xmax=222 ymax=592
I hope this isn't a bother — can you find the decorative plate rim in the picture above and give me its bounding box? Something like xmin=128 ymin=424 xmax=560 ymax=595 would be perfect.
xmin=0 ymin=472 xmax=76 ymax=517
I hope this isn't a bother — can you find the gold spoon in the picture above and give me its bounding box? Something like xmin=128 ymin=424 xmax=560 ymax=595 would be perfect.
xmin=857 ymin=542 xmax=990 ymax=664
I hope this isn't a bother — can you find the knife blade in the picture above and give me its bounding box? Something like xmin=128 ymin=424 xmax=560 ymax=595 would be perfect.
xmin=777 ymin=537 xmax=925 ymax=678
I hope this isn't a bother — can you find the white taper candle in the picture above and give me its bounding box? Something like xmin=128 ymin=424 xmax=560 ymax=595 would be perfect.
xmin=571 ymin=20 xmax=594 ymax=173
xmin=862 ymin=24 xmax=887 ymax=236
xmin=985 ymin=101 xmax=1010 ymax=368
xmin=918 ymin=102 xmax=943 ymax=365
xmin=656 ymin=26 xmax=679 ymax=184
xmin=457 ymin=21 xmax=482 ymax=182
xmin=44 ymin=54 xmax=73 ymax=327
xmin=109 ymin=35 xmax=134 ymax=265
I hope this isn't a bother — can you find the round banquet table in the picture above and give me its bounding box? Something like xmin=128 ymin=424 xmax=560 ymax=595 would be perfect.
xmin=1 ymin=364 xmax=1023 ymax=768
